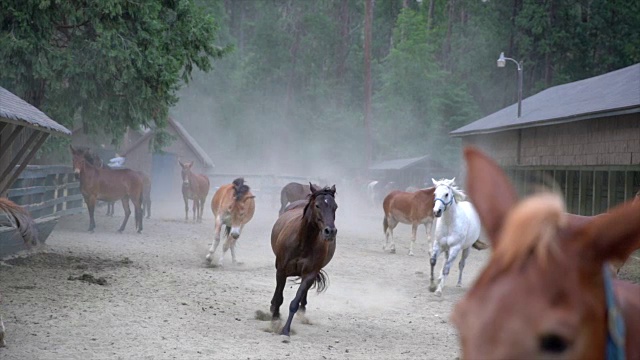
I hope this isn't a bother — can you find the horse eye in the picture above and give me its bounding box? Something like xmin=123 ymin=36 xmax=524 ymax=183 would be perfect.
xmin=539 ymin=333 xmax=569 ymax=354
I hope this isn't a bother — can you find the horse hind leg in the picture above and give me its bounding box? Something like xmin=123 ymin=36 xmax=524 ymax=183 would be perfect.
xmin=118 ymin=197 xmax=131 ymax=233
xmin=409 ymin=224 xmax=418 ymax=256
xmin=456 ymin=247 xmax=471 ymax=287
xmin=383 ymin=216 xmax=398 ymax=254
xmin=0 ymin=314 xmax=5 ymax=347
xmin=206 ymin=218 xmax=223 ymax=263
xmin=281 ymin=272 xmax=316 ymax=336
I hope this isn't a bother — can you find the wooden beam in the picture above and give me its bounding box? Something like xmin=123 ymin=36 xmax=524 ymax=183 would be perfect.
xmin=0 ymin=122 xmax=8 ymax=137
xmin=0 ymin=133 xmax=49 ymax=196
xmin=578 ymin=170 xmax=591 ymax=216
xmin=0 ymin=125 xmax=24 ymax=162
xmin=566 ymin=170 xmax=575 ymax=212
xmin=624 ymin=171 xmax=634 ymax=201
xmin=607 ymin=171 xmax=615 ymax=210
xmin=593 ymin=171 xmax=602 ymax=215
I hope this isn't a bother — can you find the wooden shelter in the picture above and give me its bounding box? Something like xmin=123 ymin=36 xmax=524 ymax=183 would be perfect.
xmin=0 ymin=85 xmax=72 ymax=256
xmin=0 ymin=86 xmax=71 ymax=194
xmin=121 ymin=117 xmax=214 ymax=200
xmin=369 ymin=155 xmax=449 ymax=189
xmin=451 ymin=63 xmax=640 ymax=215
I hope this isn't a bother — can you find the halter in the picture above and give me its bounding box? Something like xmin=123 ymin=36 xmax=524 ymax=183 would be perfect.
xmin=434 ymin=185 xmax=454 ymax=212
xmin=603 ymin=264 xmax=626 ymax=360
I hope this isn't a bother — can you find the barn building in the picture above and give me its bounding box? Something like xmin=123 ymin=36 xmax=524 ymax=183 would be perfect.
xmin=451 ymin=63 xmax=640 ymax=215
xmin=121 ymin=117 xmax=214 ymax=200
xmin=369 ymin=155 xmax=450 ymax=190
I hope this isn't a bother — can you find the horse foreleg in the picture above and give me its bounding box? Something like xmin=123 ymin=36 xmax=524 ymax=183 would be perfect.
xmin=457 ymin=247 xmax=471 ymax=287
xmin=86 ymin=196 xmax=97 ymax=232
xmin=183 ymin=196 xmax=189 ymax=222
xmin=270 ymin=270 xmax=287 ymax=321
xmin=0 ymin=313 xmax=5 ymax=347
xmin=435 ymin=246 xmax=461 ymax=297
xmin=296 ymin=288 xmax=312 ymax=325
xmin=429 ymin=242 xmax=442 ymax=292
xmin=409 ymin=224 xmax=418 ymax=256
xmin=218 ymin=234 xmax=231 ymax=266
xmin=192 ymin=199 xmax=197 ymax=223
xmin=425 ymin=218 xmax=434 ymax=243
xmin=133 ymin=197 xmax=143 ymax=234
xmin=281 ymin=273 xmax=316 ymax=336
xmin=206 ymin=217 xmax=223 ymax=262
xmin=118 ymin=197 xmax=131 ymax=233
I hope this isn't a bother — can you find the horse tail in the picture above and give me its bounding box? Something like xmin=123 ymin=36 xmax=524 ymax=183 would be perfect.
xmin=472 ymin=239 xmax=490 ymax=250
xmin=0 ymin=198 xmax=38 ymax=246
xmin=311 ymin=270 xmax=329 ymax=293
xmin=383 ymin=216 xmax=388 ymax=234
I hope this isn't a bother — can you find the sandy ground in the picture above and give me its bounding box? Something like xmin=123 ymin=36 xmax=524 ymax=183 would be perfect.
xmin=1 ymin=195 xmax=637 ymax=360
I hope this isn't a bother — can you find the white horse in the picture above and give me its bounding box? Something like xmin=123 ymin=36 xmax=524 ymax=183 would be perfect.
xmin=366 ymin=180 xmax=379 ymax=206
xmin=429 ymin=178 xmax=482 ymax=296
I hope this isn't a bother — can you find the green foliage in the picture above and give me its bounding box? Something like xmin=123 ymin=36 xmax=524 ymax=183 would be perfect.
xmin=0 ymin=0 xmax=230 ymax=155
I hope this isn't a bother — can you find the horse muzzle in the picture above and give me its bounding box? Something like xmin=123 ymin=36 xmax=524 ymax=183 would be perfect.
xmin=323 ymin=226 xmax=337 ymax=241
xmin=433 ymin=209 xmax=443 ymax=218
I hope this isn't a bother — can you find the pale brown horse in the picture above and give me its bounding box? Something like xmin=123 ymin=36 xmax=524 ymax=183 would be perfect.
xmin=71 ymin=146 xmax=144 ymax=233
xmin=382 ymin=188 xmax=436 ymax=255
xmin=279 ymin=182 xmax=319 ymax=215
xmin=0 ymin=197 xmax=38 ymax=347
xmin=270 ymin=184 xmax=338 ymax=336
xmin=206 ymin=178 xmax=255 ymax=265
xmin=452 ymin=147 xmax=640 ymax=360
xmin=179 ymin=161 xmax=210 ymax=222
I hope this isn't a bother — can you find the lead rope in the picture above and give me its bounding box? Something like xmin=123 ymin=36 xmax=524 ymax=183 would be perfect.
xmin=603 ymin=263 xmax=626 ymax=360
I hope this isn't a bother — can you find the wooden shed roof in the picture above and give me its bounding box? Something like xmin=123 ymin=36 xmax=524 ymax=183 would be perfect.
xmin=451 ymin=63 xmax=640 ymax=137
xmin=0 ymin=86 xmax=71 ymax=135
xmin=369 ymin=155 xmax=441 ymax=171
xmin=122 ymin=117 xmax=214 ymax=168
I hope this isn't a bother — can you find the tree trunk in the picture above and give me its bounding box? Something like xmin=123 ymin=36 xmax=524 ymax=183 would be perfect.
xmin=364 ymin=0 xmax=373 ymax=168
xmin=427 ymin=0 xmax=436 ymax=30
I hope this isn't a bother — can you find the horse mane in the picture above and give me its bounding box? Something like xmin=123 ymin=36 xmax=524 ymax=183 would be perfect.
xmin=0 ymin=198 xmax=38 ymax=246
xmin=433 ymin=178 xmax=467 ymax=202
xmin=232 ymin=178 xmax=250 ymax=201
xmin=493 ymin=193 xmax=566 ymax=271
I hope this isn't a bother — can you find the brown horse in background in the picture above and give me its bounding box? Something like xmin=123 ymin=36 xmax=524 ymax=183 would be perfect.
xmin=270 ymin=184 xmax=338 ymax=336
xmin=74 ymin=147 xmax=152 ymax=218
xmin=207 ymin=178 xmax=255 ymax=265
xmin=179 ymin=161 xmax=210 ymax=222
xmin=452 ymin=147 xmax=640 ymax=359
xmin=382 ymin=188 xmax=436 ymax=256
xmin=71 ymin=146 xmax=144 ymax=233
xmin=279 ymin=182 xmax=319 ymax=215
xmin=0 ymin=197 xmax=38 ymax=347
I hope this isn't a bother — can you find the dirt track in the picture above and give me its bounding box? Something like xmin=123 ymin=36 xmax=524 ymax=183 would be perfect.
xmin=0 ymin=198 xmax=498 ymax=359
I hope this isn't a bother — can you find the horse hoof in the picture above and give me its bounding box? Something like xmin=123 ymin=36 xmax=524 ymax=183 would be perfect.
xmin=435 ymin=290 xmax=442 ymax=297
xmin=428 ymin=284 xmax=437 ymax=292
xmin=117 ymin=230 xmax=124 ymax=234
xmin=408 ymin=251 xmax=414 ymax=256
xmin=281 ymin=336 xmax=290 ymax=343
xmin=389 ymin=248 xmax=396 ymax=254
xmin=456 ymin=283 xmax=462 ymax=287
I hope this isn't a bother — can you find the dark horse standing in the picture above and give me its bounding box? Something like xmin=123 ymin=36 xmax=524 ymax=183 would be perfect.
xmin=71 ymin=146 xmax=144 ymax=233
xmin=279 ymin=182 xmax=319 ymax=215
xmin=270 ymin=184 xmax=338 ymax=336
xmin=179 ymin=160 xmax=210 ymax=222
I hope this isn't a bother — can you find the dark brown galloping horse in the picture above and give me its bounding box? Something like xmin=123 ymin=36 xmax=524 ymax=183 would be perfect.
xmin=452 ymin=147 xmax=640 ymax=359
xmin=382 ymin=188 xmax=436 ymax=256
xmin=71 ymin=146 xmax=144 ymax=233
xmin=270 ymin=184 xmax=338 ymax=336
xmin=0 ymin=197 xmax=38 ymax=347
xmin=279 ymin=182 xmax=319 ymax=215
xmin=179 ymin=161 xmax=210 ymax=222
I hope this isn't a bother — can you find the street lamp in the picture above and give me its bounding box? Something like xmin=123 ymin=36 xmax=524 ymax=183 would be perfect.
xmin=497 ymin=52 xmax=523 ymax=118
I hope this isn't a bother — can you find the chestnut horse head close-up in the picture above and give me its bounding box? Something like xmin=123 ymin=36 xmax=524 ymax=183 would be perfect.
xmin=452 ymin=147 xmax=640 ymax=360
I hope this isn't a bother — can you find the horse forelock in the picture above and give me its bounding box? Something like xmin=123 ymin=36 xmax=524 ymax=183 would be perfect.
xmin=232 ymin=178 xmax=250 ymax=201
xmin=493 ymin=193 xmax=567 ymax=272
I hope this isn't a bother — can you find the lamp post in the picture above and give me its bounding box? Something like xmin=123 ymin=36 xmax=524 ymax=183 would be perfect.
xmin=497 ymin=52 xmax=523 ymax=118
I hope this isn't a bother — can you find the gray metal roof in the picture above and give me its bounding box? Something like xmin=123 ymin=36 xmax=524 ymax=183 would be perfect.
xmin=0 ymin=86 xmax=71 ymax=135
xmin=451 ymin=63 xmax=640 ymax=137
xmin=370 ymin=155 xmax=433 ymax=171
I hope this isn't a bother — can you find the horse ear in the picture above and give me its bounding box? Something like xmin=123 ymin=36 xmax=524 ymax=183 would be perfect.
xmin=187 ymin=161 xmax=194 ymax=168
xmin=579 ymin=200 xmax=640 ymax=269
xmin=450 ymin=177 xmax=456 ymax=185
xmin=431 ymin=178 xmax=437 ymax=186
xmin=330 ymin=184 xmax=336 ymax=194
xmin=178 ymin=160 xmax=184 ymax=168
xmin=309 ymin=183 xmax=318 ymax=193
xmin=70 ymin=145 xmax=77 ymax=154
xmin=463 ymin=146 xmax=518 ymax=246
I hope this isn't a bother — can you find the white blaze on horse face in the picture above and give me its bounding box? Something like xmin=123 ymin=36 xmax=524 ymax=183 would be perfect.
xmin=230 ymin=226 xmax=241 ymax=239
xmin=433 ymin=184 xmax=451 ymax=217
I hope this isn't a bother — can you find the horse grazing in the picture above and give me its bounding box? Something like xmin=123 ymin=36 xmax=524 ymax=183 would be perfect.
xmin=179 ymin=161 xmax=210 ymax=222
xmin=429 ymin=178 xmax=487 ymax=296
xmin=270 ymin=184 xmax=338 ymax=336
xmin=382 ymin=187 xmax=435 ymax=255
xmin=452 ymin=147 xmax=640 ymax=360
xmin=0 ymin=197 xmax=38 ymax=347
xmin=206 ymin=178 xmax=255 ymax=265
xmin=70 ymin=146 xmax=144 ymax=233
xmin=279 ymin=182 xmax=319 ymax=215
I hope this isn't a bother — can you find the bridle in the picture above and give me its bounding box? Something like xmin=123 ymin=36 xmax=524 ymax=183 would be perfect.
xmin=603 ymin=264 xmax=626 ymax=360
xmin=434 ymin=185 xmax=454 ymax=212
